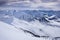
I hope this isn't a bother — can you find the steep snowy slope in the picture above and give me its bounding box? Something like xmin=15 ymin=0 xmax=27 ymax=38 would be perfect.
xmin=0 ymin=8 xmax=60 ymax=40
xmin=11 ymin=17 xmax=50 ymax=38
xmin=0 ymin=21 xmax=47 ymax=40
xmin=0 ymin=15 xmax=60 ymax=40
xmin=11 ymin=17 xmax=60 ymax=38
xmin=44 ymin=14 xmax=60 ymax=26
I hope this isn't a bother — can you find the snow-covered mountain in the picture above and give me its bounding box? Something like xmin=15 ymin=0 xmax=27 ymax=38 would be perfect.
xmin=0 ymin=16 xmax=60 ymax=40
xmin=0 ymin=10 xmax=60 ymax=23
xmin=0 ymin=0 xmax=60 ymax=40
xmin=0 ymin=10 xmax=60 ymax=40
xmin=0 ymin=17 xmax=51 ymax=40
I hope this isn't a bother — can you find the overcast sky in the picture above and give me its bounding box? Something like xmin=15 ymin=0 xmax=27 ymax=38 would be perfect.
xmin=0 ymin=0 xmax=60 ymax=10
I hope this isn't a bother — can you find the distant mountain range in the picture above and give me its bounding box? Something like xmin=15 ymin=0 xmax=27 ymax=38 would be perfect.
xmin=0 ymin=10 xmax=60 ymax=23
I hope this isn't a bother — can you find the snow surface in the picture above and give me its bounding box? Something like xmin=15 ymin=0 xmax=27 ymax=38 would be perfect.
xmin=0 ymin=16 xmax=60 ymax=40
xmin=0 ymin=20 xmax=48 ymax=40
xmin=0 ymin=1 xmax=60 ymax=40
xmin=0 ymin=10 xmax=60 ymax=40
xmin=0 ymin=17 xmax=52 ymax=40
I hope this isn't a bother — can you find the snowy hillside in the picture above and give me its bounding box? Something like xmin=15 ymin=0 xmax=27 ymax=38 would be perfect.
xmin=0 ymin=12 xmax=60 ymax=40
xmin=0 ymin=17 xmax=51 ymax=40
xmin=0 ymin=18 xmax=53 ymax=40
xmin=0 ymin=20 xmax=45 ymax=40
xmin=0 ymin=1 xmax=60 ymax=40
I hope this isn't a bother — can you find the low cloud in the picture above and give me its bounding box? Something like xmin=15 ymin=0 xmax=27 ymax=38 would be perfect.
xmin=0 ymin=0 xmax=60 ymax=11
